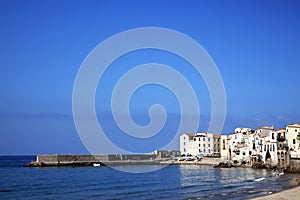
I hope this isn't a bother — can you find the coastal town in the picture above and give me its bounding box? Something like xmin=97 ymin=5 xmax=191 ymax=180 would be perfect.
xmin=178 ymin=122 xmax=300 ymax=169
xmin=27 ymin=122 xmax=300 ymax=171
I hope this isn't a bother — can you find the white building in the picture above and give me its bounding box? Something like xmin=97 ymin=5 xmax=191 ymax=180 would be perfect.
xmin=228 ymin=128 xmax=253 ymax=162
xmin=179 ymin=122 xmax=299 ymax=168
xmin=179 ymin=132 xmax=214 ymax=156
xmin=260 ymin=131 xmax=278 ymax=167
xmin=286 ymin=123 xmax=300 ymax=158
xmin=256 ymin=126 xmax=274 ymax=137
xmin=248 ymin=131 xmax=261 ymax=163
xmin=180 ymin=133 xmax=195 ymax=156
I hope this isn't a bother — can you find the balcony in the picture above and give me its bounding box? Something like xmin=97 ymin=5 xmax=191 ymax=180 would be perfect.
xmin=277 ymin=136 xmax=286 ymax=142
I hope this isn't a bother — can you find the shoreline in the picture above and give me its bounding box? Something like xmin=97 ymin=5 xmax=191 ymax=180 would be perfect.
xmin=22 ymin=154 xmax=290 ymax=169
xmin=250 ymin=185 xmax=300 ymax=200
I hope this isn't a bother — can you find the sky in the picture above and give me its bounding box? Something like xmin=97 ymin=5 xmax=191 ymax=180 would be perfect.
xmin=0 ymin=0 xmax=300 ymax=155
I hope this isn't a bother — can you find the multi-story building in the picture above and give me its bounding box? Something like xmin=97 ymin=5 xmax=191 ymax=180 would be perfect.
xmin=220 ymin=135 xmax=229 ymax=160
xmin=192 ymin=132 xmax=214 ymax=156
xmin=228 ymin=128 xmax=253 ymax=162
xmin=180 ymin=133 xmax=195 ymax=156
xmin=179 ymin=123 xmax=300 ymax=168
xmin=276 ymin=128 xmax=290 ymax=168
xmin=249 ymin=131 xmax=261 ymax=163
xmin=256 ymin=126 xmax=274 ymax=137
xmin=179 ymin=132 xmax=215 ymax=157
xmin=286 ymin=123 xmax=300 ymax=158
xmin=213 ymin=134 xmax=221 ymax=157
xmin=260 ymin=130 xmax=278 ymax=167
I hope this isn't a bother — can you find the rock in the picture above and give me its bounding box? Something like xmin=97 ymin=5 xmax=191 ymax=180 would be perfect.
xmin=215 ymin=161 xmax=233 ymax=168
xmin=23 ymin=161 xmax=43 ymax=167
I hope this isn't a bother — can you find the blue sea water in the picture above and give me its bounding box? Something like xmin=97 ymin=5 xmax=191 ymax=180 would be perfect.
xmin=0 ymin=156 xmax=300 ymax=200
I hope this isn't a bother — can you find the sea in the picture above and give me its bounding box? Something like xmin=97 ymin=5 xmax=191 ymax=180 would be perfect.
xmin=0 ymin=156 xmax=300 ymax=200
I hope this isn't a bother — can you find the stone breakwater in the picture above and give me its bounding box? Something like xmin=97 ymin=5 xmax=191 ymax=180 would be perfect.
xmin=24 ymin=154 xmax=159 ymax=167
xmin=24 ymin=154 xmax=221 ymax=167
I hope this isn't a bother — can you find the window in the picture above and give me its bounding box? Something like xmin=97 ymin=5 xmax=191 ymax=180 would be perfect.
xmin=184 ymin=136 xmax=185 ymax=140
xmin=199 ymin=138 xmax=201 ymax=141
xmin=208 ymin=144 xmax=210 ymax=147
xmin=272 ymin=133 xmax=274 ymax=140
xmin=209 ymin=149 xmax=211 ymax=153
xmin=293 ymin=139 xmax=296 ymax=144
xmin=253 ymin=143 xmax=255 ymax=149
xmin=198 ymin=144 xmax=201 ymax=147
xmin=296 ymin=129 xmax=298 ymax=132
xmin=203 ymin=144 xmax=205 ymax=148
xmin=194 ymin=138 xmax=196 ymax=141
xmin=249 ymin=151 xmax=252 ymax=155
xmin=264 ymin=145 xmax=266 ymax=151
xmin=199 ymin=149 xmax=201 ymax=152
xmin=203 ymin=138 xmax=205 ymax=141
xmin=203 ymin=149 xmax=206 ymax=153
xmin=184 ymin=148 xmax=186 ymax=152
xmin=208 ymin=138 xmax=210 ymax=142
xmin=273 ymin=144 xmax=275 ymax=152
xmin=184 ymin=142 xmax=185 ymax=145
xmin=242 ymin=152 xmax=245 ymax=155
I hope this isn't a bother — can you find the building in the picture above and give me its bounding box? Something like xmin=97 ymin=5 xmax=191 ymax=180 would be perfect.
xmin=260 ymin=130 xmax=278 ymax=167
xmin=154 ymin=150 xmax=181 ymax=158
xmin=179 ymin=122 xmax=300 ymax=169
xmin=286 ymin=123 xmax=300 ymax=158
xmin=179 ymin=132 xmax=214 ymax=157
xmin=276 ymin=128 xmax=290 ymax=168
xmin=180 ymin=133 xmax=195 ymax=156
xmin=169 ymin=150 xmax=181 ymax=158
xmin=213 ymin=134 xmax=221 ymax=157
xmin=228 ymin=128 xmax=253 ymax=162
xmin=256 ymin=126 xmax=274 ymax=137
xmin=220 ymin=135 xmax=229 ymax=160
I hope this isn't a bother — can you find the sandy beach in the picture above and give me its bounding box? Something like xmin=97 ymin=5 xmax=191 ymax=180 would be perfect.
xmin=251 ymin=185 xmax=300 ymax=200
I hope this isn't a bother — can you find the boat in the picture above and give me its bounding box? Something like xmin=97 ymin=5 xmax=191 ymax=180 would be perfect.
xmin=254 ymin=177 xmax=266 ymax=182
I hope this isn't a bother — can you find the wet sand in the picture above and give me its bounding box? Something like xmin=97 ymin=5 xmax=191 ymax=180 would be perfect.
xmin=251 ymin=185 xmax=300 ymax=200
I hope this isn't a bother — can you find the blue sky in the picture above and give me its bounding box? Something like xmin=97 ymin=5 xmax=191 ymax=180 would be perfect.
xmin=0 ymin=0 xmax=300 ymax=155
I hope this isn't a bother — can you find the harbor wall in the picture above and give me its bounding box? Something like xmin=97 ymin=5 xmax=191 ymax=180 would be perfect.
xmin=36 ymin=154 xmax=157 ymax=166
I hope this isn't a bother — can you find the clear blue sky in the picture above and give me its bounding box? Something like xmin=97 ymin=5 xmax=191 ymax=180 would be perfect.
xmin=0 ymin=0 xmax=300 ymax=155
